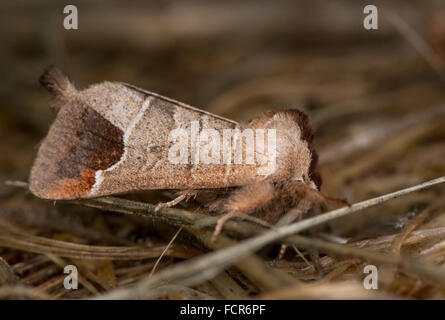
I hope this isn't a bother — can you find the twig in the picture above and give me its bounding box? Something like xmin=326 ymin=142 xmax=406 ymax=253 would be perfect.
xmin=10 ymin=177 xmax=445 ymax=240
xmin=275 ymin=176 xmax=445 ymax=235
xmin=4 ymin=180 xmax=29 ymax=188
xmin=97 ymin=176 xmax=445 ymax=299
xmin=186 ymin=227 xmax=299 ymax=291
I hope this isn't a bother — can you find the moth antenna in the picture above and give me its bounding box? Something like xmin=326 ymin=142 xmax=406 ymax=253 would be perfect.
xmin=324 ymin=195 xmax=350 ymax=208
xmin=39 ymin=65 xmax=76 ymax=111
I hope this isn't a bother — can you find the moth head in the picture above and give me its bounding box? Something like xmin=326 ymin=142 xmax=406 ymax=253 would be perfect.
xmin=251 ymin=109 xmax=322 ymax=190
xmin=29 ymin=66 xmax=125 ymax=200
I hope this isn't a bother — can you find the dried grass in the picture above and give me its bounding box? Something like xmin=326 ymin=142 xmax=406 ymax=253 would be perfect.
xmin=2 ymin=0 xmax=445 ymax=300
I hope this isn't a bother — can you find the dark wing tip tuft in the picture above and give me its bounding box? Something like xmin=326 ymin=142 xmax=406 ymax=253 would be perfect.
xmin=39 ymin=65 xmax=75 ymax=98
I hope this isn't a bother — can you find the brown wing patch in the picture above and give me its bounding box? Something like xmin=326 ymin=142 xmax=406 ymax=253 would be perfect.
xmin=45 ymin=168 xmax=96 ymax=199
xmin=29 ymin=99 xmax=124 ymax=200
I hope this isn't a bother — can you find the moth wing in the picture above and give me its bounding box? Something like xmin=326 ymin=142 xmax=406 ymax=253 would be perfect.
xmin=29 ymin=98 xmax=126 ymax=200
xmin=30 ymin=68 xmax=260 ymax=200
xmin=89 ymin=84 xmax=255 ymax=197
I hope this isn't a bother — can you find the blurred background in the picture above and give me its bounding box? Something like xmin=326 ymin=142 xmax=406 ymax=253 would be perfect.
xmin=1 ymin=0 xmax=445 ymax=299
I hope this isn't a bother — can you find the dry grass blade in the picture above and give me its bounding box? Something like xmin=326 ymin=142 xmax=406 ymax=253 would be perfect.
xmin=0 ymin=285 xmax=53 ymax=300
xmin=391 ymin=207 xmax=432 ymax=255
xmin=320 ymin=103 xmax=445 ymax=164
xmin=0 ymin=257 xmax=17 ymax=285
xmin=351 ymin=227 xmax=445 ymax=251
xmin=45 ymin=254 xmax=100 ymax=295
xmin=3 ymin=1 xmax=445 ymax=301
xmin=0 ymin=218 xmax=184 ymax=260
xmin=257 ymin=282 xmax=398 ymax=300
xmin=284 ymin=235 xmax=445 ymax=287
xmin=149 ymin=226 xmax=183 ymax=278
xmin=385 ymin=11 xmax=445 ymax=83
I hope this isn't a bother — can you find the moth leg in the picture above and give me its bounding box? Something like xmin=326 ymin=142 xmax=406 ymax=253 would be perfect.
xmin=155 ymin=190 xmax=198 ymax=212
xmin=276 ymin=201 xmax=307 ymax=259
xmin=212 ymin=211 xmax=241 ymax=242
xmin=289 ymin=181 xmax=348 ymax=209
xmin=277 ymin=244 xmax=288 ymax=260
xmin=211 ymin=182 xmax=275 ymax=241
xmin=276 ymin=198 xmax=311 ymax=227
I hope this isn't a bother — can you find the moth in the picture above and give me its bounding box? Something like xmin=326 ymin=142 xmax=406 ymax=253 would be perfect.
xmin=30 ymin=66 xmax=337 ymax=239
